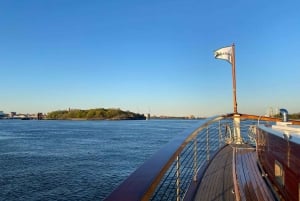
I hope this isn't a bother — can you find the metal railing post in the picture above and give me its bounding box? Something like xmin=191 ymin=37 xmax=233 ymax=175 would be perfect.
xmin=193 ymin=137 xmax=198 ymax=182
xmin=218 ymin=120 xmax=222 ymax=148
xmin=176 ymin=155 xmax=180 ymax=201
xmin=206 ymin=126 xmax=210 ymax=161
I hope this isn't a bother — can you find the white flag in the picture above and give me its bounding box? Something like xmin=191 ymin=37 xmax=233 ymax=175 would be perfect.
xmin=214 ymin=46 xmax=233 ymax=64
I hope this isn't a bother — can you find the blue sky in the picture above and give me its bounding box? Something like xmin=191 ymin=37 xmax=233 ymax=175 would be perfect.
xmin=1 ymin=0 xmax=299 ymax=116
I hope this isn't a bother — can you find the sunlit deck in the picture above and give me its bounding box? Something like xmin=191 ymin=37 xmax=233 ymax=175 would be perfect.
xmin=194 ymin=144 xmax=275 ymax=201
xmin=194 ymin=145 xmax=235 ymax=201
xmin=234 ymin=145 xmax=275 ymax=201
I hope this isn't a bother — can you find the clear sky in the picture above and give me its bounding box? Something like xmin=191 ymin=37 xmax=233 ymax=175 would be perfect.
xmin=1 ymin=0 xmax=299 ymax=117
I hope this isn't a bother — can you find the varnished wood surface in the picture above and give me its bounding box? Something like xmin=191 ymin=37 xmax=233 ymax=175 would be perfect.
xmin=194 ymin=145 xmax=235 ymax=201
xmin=257 ymin=128 xmax=300 ymax=201
xmin=238 ymin=113 xmax=300 ymax=125
xmin=234 ymin=145 xmax=275 ymax=201
xmin=194 ymin=144 xmax=276 ymax=201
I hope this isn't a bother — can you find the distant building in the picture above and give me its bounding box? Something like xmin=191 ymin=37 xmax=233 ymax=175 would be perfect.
xmin=188 ymin=115 xmax=195 ymax=119
xmin=10 ymin=112 xmax=17 ymax=118
xmin=0 ymin=111 xmax=5 ymax=118
xmin=13 ymin=114 xmax=28 ymax=119
xmin=37 ymin=113 xmax=43 ymax=120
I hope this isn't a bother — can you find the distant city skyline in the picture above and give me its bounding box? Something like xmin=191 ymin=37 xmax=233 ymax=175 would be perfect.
xmin=1 ymin=1 xmax=300 ymax=117
xmin=0 ymin=106 xmax=289 ymax=118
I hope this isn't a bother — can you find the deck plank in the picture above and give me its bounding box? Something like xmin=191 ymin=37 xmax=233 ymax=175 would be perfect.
xmin=194 ymin=145 xmax=235 ymax=201
xmin=234 ymin=145 xmax=275 ymax=201
xmin=248 ymin=152 xmax=274 ymax=201
xmin=194 ymin=144 xmax=275 ymax=201
xmin=240 ymin=152 xmax=259 ymax=200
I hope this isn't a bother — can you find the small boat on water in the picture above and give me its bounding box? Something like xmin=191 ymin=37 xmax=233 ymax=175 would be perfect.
xmin=104 ymin=45 xmax=300 ymax=201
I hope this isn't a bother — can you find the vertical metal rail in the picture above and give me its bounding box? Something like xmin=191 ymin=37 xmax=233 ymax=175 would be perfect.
xmin=193 ymin=138 xmax=198 ymax=182
xmin=176 ymin=155 xmax=180 ymax=201
xmin=287 ymin=141 xmax=290 ymax=168
xmin=206 ymin=126 xmax=210 ymax=161
xmin=218 ymin=120 xmax=222 ymax=148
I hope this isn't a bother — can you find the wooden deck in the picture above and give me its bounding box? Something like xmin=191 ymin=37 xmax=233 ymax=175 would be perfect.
xmin=233 ymin=145 xmax=275 ymax=201
xmin=194 ymin=145 xmax=235 ymax=201
xmin=194 ymin=144 xmax=276 ymax=201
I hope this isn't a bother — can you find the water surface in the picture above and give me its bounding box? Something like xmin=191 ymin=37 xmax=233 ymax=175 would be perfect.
xmin=0 ymin=119 xmax=200 ymax=200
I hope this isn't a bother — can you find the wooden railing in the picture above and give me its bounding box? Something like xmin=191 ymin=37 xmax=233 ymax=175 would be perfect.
xmin=104 ymin=113 xmax=299 ymax=201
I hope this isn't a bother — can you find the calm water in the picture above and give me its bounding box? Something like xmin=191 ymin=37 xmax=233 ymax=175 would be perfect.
xmin=0 ymin=119 xmax=200 ymax=201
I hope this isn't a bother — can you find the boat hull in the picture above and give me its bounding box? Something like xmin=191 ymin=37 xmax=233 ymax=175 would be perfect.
xmin=257 ymin=126 xmax=300 ymax=201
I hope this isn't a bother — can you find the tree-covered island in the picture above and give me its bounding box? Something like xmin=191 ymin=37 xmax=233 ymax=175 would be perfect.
xmin=47 ymin=108 xmax=146 ymax=120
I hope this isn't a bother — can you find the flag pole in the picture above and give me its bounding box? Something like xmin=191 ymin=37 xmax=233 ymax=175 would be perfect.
xmin=232 ymin=44 xmax=241 ymax=143
xmin=232 ymin=43 xmax=238 ymax=114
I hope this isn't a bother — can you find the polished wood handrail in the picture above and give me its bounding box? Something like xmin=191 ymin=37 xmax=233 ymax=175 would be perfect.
xmin=239 ymin=113 xmax=300 ymax=125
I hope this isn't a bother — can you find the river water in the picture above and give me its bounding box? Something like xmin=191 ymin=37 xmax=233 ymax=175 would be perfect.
xmin=0 ymin=119 xmax=201 ymax=201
